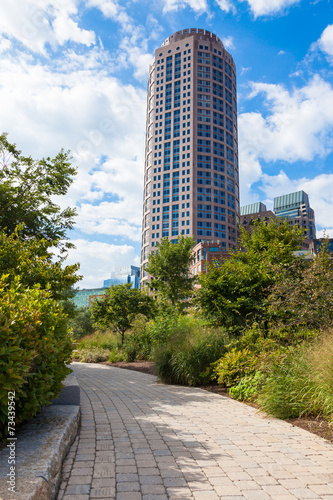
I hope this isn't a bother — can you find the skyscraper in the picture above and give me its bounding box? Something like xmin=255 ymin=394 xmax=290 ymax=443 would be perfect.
xmin=274 ymin=190 xmax=316 ymax=239
xmin=141 ymin=29 xmax=239 ymax=284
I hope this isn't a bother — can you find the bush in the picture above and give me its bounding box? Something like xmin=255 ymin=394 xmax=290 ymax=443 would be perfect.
xmin=77 ymin=330 xmax=118 ymax=351
xmin=259 ymin=334 xmax=333 ymax=419
xmin=213 ymin=347 xmax=258 ymax=387
xmin=229 ymin=371 xmax=264 ymax=401
xmin=153 ymin=315 xmax=228 ymax=386
xmin=0 ymin=278 xmax=72 ymax=439
xmin=69 ymin=307 xmax=94 ymax=339
xmin=77 ymin=348 xmax=111 ymax=363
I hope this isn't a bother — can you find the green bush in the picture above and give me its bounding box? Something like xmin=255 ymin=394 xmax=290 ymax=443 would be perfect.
xmin=69 ymin=307 xmax=94 ymax=339
xmin=229 ymin=371 xmax=264 ymax=401
xmin=259 ymin=334 xmax=333 ymax=419
xmin=0 ymin=278 xmax=72 ymax=439
xmin=213 ymin=347 xmax=258 ymax=387
xmin=77 ymin=348 xmax=111 ymax=363
xmin=153 ymin=315 xmax=228 ymax=386
xmin=77 ymin=330 xmax=118 ymax=351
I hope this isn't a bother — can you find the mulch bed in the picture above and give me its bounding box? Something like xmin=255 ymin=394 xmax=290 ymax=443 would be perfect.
xmin=104 ymin=361 xmax=333 ymax=444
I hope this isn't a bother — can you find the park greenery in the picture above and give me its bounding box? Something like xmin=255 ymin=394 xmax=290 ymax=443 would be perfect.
xmin=1 ymin=131 xmax=333 ymax=436
xmin=74 ymin=219 xmax=333 ymax=428
xmin=0 ymin=134 xmax=80 ymax=439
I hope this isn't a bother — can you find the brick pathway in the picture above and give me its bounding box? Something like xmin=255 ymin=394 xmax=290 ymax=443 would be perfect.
xmin=58 ymin=362 xmax=333 ymax=500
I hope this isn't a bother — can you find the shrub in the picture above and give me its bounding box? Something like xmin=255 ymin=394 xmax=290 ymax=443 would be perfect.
xmin=77 ymin=348 xmax=111 ymax=363
xmin=0 ymin=278 xmax=72 ymax=439
xmin=69 ymin=307 xmax=94 ymax=339
xmin=259 ymin=334 xmax=333 ymax=419
xmin=213 ymin=347 xmax=258 ymax=387
xmin=77 ymin=330 xmax=118 ymax=351
xmin=229 ymin=371 xmax=264 ymax=401
xmin=153 ymin=315 xmax=228 ymax=386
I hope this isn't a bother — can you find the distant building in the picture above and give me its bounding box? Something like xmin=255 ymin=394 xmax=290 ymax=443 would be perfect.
xmin=73 ymin=288 xmax=108 ymax=309
xmin=103 ymin=265 xmax=140 ymax=289
xmin=190 ymin=239 xmax=229 ymax=277
xmin=274 ymin=190 xmax=316 ymax=240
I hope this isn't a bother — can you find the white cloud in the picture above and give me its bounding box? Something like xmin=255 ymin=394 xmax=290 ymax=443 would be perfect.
xmin=162 ymin=0 xmax=208 ymax=13
xmin=215 ymin=0 xmax=236 ymax=13
xmin=66 ymin=239 xmax=140 ymax=289
xmin=278 ymin=50 xmax=286 ymax=55
xmin=0 ymin=0 xmax=95 ymax=54
xmin=317 ymin=24 xmax=333 ymax=62
xmin=222 ymin=36 xmax=235 ymax=50
xmin=243 ymin=0 xmax=300 ymax=17
xmin=0 ymin=47 xmax=146 ymax=240
xmin=239 ymin=75 xmax=333 ymax=216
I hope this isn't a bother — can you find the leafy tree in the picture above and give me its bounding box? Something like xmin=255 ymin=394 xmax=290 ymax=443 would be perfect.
xmin=146 ymin=234 xmax=195 ymax=311
xmin=69 ymin=307 xmax=94 ymax=339
xmin=0 ymin=227 xmax=80 ymax=302
xmin=91 ymin=283 xmax=155 ymax=345
xmin=268 ymin=239 xmax=333 ymax=331
xmin=0 ymin=133 xmax=77 ymax=252
xmin=197 ymin=219 xmax=304 ymax=330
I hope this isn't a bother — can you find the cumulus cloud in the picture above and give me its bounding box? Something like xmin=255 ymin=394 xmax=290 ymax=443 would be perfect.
xmin=238 ymin=75 xmax=333 ymax=216
xmin=66 ymin=239 xmax=140 ymax=289
xmin=317 ymin=24 xmax=333 ymax=62
xmin=0 ymin=0 xmax=95 ymax=54
xmin=243 ymin=0 xmax=301 ymax=17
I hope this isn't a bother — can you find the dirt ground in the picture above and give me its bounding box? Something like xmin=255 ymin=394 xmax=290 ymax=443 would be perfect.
xmin=104 ymin=360 xmax=333 ymax=445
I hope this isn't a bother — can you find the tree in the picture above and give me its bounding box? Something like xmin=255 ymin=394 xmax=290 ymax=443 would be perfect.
xmin=146 ymin=234 xmax=195 ymax=311
xmin=91 ymin=283 xmax=155 ymax=345
xmin=197 ymin=219 xmax=305 ymax=330
xmin=0 ymin=133 xmax=77 ymax=252
xmin=267 ymin=239 xmax=333 ymax=331
xmin=0 ymin=226 xmax=80 ymax=302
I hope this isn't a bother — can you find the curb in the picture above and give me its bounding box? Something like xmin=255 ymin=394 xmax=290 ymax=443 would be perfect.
xmin=0 ymin=372 xmax=81 ymax=500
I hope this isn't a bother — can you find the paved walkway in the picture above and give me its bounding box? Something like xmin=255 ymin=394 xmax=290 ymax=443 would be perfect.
xmin=58 ymin=362 xmax=333 ymax=500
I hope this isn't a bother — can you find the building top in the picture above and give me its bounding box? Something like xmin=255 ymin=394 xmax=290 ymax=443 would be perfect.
xmin=161 ymin=28 xmax=224 ymax=49
xmin=240 ymin=202 xmax=267 ymax=216
xmin=274 ymin=191 xmax=309 ymax=212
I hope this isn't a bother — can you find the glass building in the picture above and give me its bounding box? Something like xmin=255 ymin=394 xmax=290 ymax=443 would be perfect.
xmin=274 ymin=191 xmax=316 ymax=240
xmin=141 ymin=28 xmax=240 ymax=284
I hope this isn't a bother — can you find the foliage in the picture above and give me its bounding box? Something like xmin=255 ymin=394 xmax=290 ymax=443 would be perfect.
xmin=152 ymin=314 xmax=228 ymax=386
xmin=229 ymin=371 xmax=265 ymax=401
xmin=197 ymin=219 xmax=304 ymax=331
xmin=122 ymin=315 xmax=153 ymax=361
xmin=146 ymin=234 xmax=196 ymax=311
xmin=213 ymin=347 xmax=258 ymax=387
xmin=0 ymin=227 xmax=80 ymax=302
xmin=69 ymin=307 xmax=94 ymax=339
xmin=91 ymin=283 xmax=155 ymax=345
xmin=76 ymin=330 xmax=118 ymax=351
xmin=267 ymin=240 xmax=333 ymax=331
xmin=0 ymin=133 xmax=77 ymax=252
xmin=0 ymin=278 xmax=72 ymax=439
xmin=259 ymin=334 xmax=333 ymax=419
xmin=77 ymin=348 xmax=111 ymax=363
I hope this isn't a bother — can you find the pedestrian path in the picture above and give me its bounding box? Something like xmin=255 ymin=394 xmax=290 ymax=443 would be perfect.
xmin=58 ymin=362 xmax=333 ymax=500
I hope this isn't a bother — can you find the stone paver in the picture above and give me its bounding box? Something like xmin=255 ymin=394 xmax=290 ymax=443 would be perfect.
xmin=58 ymin=363 xmax=333 ymax=499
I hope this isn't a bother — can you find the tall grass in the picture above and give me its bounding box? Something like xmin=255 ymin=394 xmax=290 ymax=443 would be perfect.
xmin=153 ymin=315 xmax=228 ymax=386
xmin=259 ymin=332 xmax=333 ymax=420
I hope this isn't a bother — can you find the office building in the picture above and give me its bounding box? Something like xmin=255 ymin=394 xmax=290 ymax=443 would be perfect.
xmin=274 ymin=191 xmax=316 ymax=240
xmin=103 ymin=265 xmax=140 ymax=289
xmin=141 ymin=28 xmax=240 ymax=284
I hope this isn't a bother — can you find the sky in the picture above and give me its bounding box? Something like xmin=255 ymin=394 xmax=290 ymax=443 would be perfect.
xmin=0 ymin=0 xmax=332 ymax=289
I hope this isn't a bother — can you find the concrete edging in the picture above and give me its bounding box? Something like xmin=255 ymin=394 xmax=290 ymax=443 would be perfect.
xmin=0 ymin=372 xmax=81 ymax=500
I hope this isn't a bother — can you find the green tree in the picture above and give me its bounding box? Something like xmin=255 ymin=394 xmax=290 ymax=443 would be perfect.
xmin=91 ymin=283 xmax=155 ymax=345
xmin=0 ymin=227 xmax=80 ymax=302
xmin=268 ymin=239 xmax=333 ymax=331
xmin=197 ymin=219 xmax=304 ymax=330
xmin=0 ymin=133 xmax=77 ymax=252
xmin=146 ymin=234 xmax=195 ymax=311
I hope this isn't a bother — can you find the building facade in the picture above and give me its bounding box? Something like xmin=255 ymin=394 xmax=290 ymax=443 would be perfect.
xmin=274 ymin=191 xmax=316 ymax=240
xmin=141 ymin=28 xmax=240 ymax=284
xmin=103 ymin=265 xmax=140 ymax=289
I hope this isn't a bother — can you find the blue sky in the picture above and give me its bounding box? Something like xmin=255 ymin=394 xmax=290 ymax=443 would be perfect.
xmin=0 ymin=0 xmax=332 ymax=288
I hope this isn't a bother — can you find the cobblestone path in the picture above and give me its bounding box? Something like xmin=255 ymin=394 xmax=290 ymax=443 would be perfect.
xmin=58 ymin=362 xmax=333 ymax=500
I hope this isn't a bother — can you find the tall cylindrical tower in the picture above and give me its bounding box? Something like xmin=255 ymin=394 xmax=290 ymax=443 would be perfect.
xmin=141 ymin=28 xmax=239 ymax=283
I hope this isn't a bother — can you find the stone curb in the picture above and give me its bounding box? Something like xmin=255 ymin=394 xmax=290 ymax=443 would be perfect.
xmin=0 ymin=372 xmax=81 ymax=500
